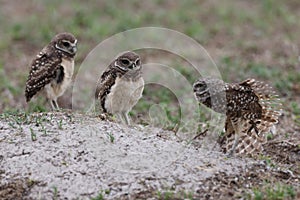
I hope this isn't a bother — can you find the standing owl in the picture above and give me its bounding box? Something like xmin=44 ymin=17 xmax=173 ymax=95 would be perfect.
xmin=25 ymin=32 xmax=77 ymax=110
xmin=95 ymin=51 xmax=144 ymax=125
xmin=193 ymin=77 xmax=281 ymax=156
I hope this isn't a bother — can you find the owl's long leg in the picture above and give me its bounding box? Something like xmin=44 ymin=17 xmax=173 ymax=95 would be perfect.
xmin=116 ymin=113 xmax=126 ymax=124
xmin=50 ymin=99 xmax=59 ymax=110
xmin=227 ymin=133 xmax=240 ymax=157
xmin=227 ymin=118 xmax=241 ymax=157
xmin=53 ymin=100 xmax=60 ymax=110
xmin=49 ymin=100 xmax=56 ymax=110
xmin=122 ymin=111 xmax=130 ymax=125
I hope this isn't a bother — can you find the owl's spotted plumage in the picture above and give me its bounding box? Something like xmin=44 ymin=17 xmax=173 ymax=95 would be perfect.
xmin=193 ymin=77 xmax=281 ymax=156
xmin=25 ymin=32 xmax=77 ymax=110
xmin=95 ymin=51 xmax=144 ymax=125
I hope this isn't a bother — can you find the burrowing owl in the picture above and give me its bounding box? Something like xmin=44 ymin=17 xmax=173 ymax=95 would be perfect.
xmin=25 ymin=33 xmax=77 ymax=110
xmin=193 ymin=77 xmax=281 ymax=156
xmin=95 ymin=51 xmax=144 ymax=125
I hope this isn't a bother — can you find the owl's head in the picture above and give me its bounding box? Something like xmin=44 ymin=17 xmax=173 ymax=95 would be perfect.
xmin=193 ymin=78 xmax=210 ymax=106
xmin=113 ymin=51 xmax=141 ymax=72
xmin=193 ymin=77 xmax=226 ymax=108
xmin=53 ymin=32 xmax=78 ymax=56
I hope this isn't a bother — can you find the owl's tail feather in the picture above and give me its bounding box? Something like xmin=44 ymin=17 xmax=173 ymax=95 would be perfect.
xmin=220 ymin=119 xmax=266 ymax=156
xmin=244 ymin=78 xmax=282 ymax=124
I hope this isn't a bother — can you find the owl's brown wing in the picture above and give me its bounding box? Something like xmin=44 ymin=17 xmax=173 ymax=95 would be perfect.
xmin=225 ymin=82 xmax=262 ymax=119
xmin=95 ymin=67 xmax=117 ymax=112
xmin=25 ymin=48 xmax=62 ymax=102
xmin=238 ymin=79 xmax=281 ymax=126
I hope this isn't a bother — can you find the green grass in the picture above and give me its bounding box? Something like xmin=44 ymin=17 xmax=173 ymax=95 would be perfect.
xmin=133 ymin=85 xmax=181 ymax=130
xmin=258 ymin=155 xmax=277 ymax=168
xmin=220 ymin=55 xmax=300 ymax=98
xmin=0 ymin=111 xmax=69 ymax=140
xmin=290 ymin=101 xmax=300 ymax=115
xmin=156 ymin=189 xmax=194 ymax=200
xmin=288 ymin=101 xmax=300 ymax=126
xmin=90 ymin=189 xmax=110 ymax=200
xmin=0 ymin=0 xmax=299 ymax=117
xmin=91 ymin=193 xmax=104 ymax=200
xmin=250 ymin=183 xmax=296 ymax=200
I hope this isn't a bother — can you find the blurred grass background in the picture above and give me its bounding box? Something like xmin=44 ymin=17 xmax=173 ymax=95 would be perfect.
xmin=0 ymin=0 xmax=299 ymax=130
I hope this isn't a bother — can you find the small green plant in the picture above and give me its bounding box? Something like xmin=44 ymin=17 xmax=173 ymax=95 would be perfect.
xmin=26 ymin=178 xmax=36 ymax=187
xmin=157 ymin=190 xmax=174 ymax=200
xmin=266 ymin=133 xmax=273 ymax=140
xmin=41 ymin=124 xmax=47 ymax=136
xmin=53 ymin=186 xmax=58 ymax=200
xmin=91 ymin=193 xmax=104 ymax=200
xmin=284 ymin=133 xmax=290 ymax=139
xmin=163 ymin=191 xmax=174 ymax=200
xmin=91 ymin=189 xmax=110 ymax=200
xmin=253 ymin=188 xmax=263 ymax=200
xmin=8 ymin=121 xmax=17 ymax=129
xmin=107 ymin=133 xmax=115 ymax=143
xmin=57 ymin=119 xmax=63 ymax=130
xmin=35 ymin=116 xmax=42 ymax=127
xmin=30 ymin=128 xmax=37 ymax=141
xmin=156 ymin=189 xmax=194 ymax=200
xmin=104 ymin=189 xmax=110 ymax=195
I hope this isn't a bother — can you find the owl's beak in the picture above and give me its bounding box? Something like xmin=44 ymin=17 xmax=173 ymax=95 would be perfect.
xmin=71 ymin=46 xmax=77 ymax=54
xmin=128 ymin=63 xmax=135 ymax=70
xmin=71 ymin=40 xmax=78 ymax=55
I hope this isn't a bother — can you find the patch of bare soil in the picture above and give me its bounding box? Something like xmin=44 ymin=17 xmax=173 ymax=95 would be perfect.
xmin=0 ymin=112 xmax=299 ymax=199
xmin=0 ymin=178 xmax=37 ymax=200
xmin=264 ymin=138 xmax=300 ymax=176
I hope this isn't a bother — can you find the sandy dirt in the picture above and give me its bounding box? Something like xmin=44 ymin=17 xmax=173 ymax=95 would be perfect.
xmin=0 ymin=112 xmax=299 ymax=199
